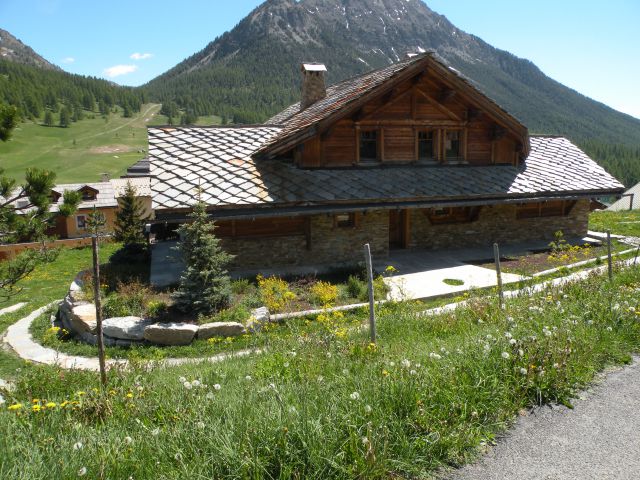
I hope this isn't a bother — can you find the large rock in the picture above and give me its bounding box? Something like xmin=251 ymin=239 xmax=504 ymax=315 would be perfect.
xmin=103 ymin=316 xmax=153 ymax=341
xmin=198 ymin=322 xmax=246 ymax=339
xmin=69 ymin=304 xmax=97 ymax=334
xmin=79 ymin=332 xmax=116 ymax=347
xmin=143 ymin=323 xmax=198 ymax=346
xmin=247 ymin=306 xmax=271 ymax=332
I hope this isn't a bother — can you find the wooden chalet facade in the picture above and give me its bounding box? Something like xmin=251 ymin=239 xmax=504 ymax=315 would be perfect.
xmin=148 ymin=53 xmax=624 ymax=272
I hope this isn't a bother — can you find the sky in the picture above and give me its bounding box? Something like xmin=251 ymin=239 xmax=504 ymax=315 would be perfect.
xmin=1 ymin=0 xmax=639 ymax=119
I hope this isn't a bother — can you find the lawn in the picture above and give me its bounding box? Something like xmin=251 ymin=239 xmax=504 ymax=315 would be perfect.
xmin=590 ymin=209 xmax=640 ymax=237
xmin=2 ymin=260 xmax=640 ymax=478
xmin=0 ymin=104 xmax=161 ymax=184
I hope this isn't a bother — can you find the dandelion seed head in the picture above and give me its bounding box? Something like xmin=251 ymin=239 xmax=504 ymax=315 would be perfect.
xmin=73 ymin=442 xmax=83 ymax=451
xmin=501 ymin=351 xmax=510 ymax=359
xmin=401 ymin=359 xmax=411 ymax=368
xmin=183 ymin=381 xmax=192 ymax=390
xmin=78 ymin=467 xmax=87 ymax=477
xmin=364 ymin=404 xmax=372 ymax=413
xmin=151 ymin=428 xmax=160 ymax=436
xmin=350 ymin=391 xmax=360 ymax=400
xmin=520 ymin=368 xmax=528 ymax=375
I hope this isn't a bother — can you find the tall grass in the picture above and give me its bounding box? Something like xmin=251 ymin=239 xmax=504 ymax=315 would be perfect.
xmin=2 ymin=266 xmax=640 ymax=478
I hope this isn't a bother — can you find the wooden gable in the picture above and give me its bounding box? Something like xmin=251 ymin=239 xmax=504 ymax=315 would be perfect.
xmin=289 ymin=56 xmax=527 ymax=169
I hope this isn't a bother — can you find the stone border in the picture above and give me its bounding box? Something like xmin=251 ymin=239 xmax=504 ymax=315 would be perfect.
xmin=2 ymin=302 xmax=259 ymax=372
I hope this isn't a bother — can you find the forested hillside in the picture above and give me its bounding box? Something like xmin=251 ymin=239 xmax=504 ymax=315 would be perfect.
xmin=0 ymin=59 xmax=145 ymax=124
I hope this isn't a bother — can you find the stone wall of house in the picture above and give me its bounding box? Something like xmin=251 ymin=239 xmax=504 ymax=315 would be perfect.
xmin=223 ymin=211 xmax=389 ymax=271
xmin=220 ymin=200 xmax=589 ymax=272
xmin=410 ymin=199 xmax=590 ymax=250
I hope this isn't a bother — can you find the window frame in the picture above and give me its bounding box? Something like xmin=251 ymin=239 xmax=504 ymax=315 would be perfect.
xmin=358 ymin=129 xmax=379 ymax=163
xmin=334 ymin=212 xmax=357 ymax=229
xmin=443 ymin=129 xmax=465 ymax=163
xmin=76 ymin=215 xmax=87 ymax=230
xmin=416 ymin=129 xmax=438 ymax=163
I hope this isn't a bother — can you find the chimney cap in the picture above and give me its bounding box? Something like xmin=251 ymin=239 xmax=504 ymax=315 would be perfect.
xmin=302 ymin=63 xmax=327 ymax=73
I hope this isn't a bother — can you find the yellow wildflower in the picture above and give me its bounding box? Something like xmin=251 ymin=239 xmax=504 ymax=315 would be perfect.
xmin=76 ymin=391 xmax=86 ymax=397
xmin=126 ymin=392 xmax=134 ymax=399
xmin=32 ymin=405 xmax=42 ymax=412
xmin=45 ymin=402 xmax=57 ymax=409
xmin=382 ymin=369 xmax=389 ymax=377
xmin=8 ymin=403 xmax=23 ymax=411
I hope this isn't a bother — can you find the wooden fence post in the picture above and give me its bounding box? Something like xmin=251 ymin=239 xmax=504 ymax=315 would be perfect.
xmin=364 ymin=243 xmax=376 ymax=344
xmin=607 ymin=230 xmax=613 ymax=281
xmin=494 ymin=242 xmax=504 ymax=309
xmin=91 ymin=236 xmax=107 ymax=387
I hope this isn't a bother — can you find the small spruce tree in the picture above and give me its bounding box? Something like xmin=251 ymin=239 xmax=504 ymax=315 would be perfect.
xmin=114 ymin=181 xmax=148 ymax=252
xmin=172 ymin=201 xmax=233 ymax=315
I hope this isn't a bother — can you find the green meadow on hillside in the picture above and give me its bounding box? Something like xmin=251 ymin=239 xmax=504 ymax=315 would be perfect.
xmin=0 ymin=104 xmax=160 ymax=184
xmin=0 ymin=105 xmax=224 ymax=184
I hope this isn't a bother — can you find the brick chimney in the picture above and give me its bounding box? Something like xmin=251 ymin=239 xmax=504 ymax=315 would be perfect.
xmin=300 ymin=63 xmax=327 ymax=110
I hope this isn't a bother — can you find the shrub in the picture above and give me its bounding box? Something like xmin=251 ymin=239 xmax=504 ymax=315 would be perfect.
xmin=231 ymin=278 xmax=251 ymax=295
xmin=257 ymin=275 xmax=296 ymax=313
xmin=373 ymin=275 xmax=390 ymax=301
xmin=203 ymin=304 xmax=250 ymax=325
xmin=310 ymin=281 xmax=339 ymax=307
xmin=146 ymin=300 xmax=168 ymax=320
xmin=346 ymin=275 xmax=367 ymax=300
xmin=102 ymin=281 xmax=150 ymax=318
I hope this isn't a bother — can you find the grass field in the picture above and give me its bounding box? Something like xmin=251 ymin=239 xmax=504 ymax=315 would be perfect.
xmin=0 ymin=104 xmax=161 ymax=184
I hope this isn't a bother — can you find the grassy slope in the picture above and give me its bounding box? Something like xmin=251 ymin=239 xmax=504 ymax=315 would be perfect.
xmin=0 ymin=104 xmax=161 ymax=184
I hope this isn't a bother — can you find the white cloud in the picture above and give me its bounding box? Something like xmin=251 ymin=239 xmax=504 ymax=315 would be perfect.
xmin=61 ymin=57 xmax=75 ymax=64
xmin=103 ymin=64 xmax=138 ymax=78
xmin=130 ymin=52 xmax=153 ymax=61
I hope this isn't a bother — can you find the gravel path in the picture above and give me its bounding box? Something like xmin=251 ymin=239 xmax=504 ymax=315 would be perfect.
xmin=446 ymin=358 xmax=640 ymax=480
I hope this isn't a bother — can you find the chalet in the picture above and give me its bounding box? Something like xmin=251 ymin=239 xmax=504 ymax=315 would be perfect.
xmin=148 ymin=52 xmax=624 ymax=272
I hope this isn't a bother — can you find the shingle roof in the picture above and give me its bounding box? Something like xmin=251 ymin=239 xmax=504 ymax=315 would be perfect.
xmin=111 ymin=177 xmax=151 ymax=197
xmin=51 ymin=182 xmax=118 ymax=212
xmin=149 ymin=127 xmax=623 ymax=214
xmin=262 ymin=51 xmax=528 ymax=156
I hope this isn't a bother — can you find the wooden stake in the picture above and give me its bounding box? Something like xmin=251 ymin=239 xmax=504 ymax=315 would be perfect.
xmin=607 ymin=230 xmax=613 ymax=281
xmin=493 ymin=243 xmax=504 ymax=309
xmin=364 ymin=243 xmax=376 ymax=344
xmin=91 ymin=235 xmax=107 ymax=387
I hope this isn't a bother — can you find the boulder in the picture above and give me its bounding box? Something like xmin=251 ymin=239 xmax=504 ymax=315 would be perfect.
xmin=247 ymin=306 xmax=271 ymax=332
xmin=143 ymin=323 xmax=198 ymax=346
xmin=103 ymin=316 xmax=153 ymax=341
xmin=69 ymin=304 xmax=97 ymax=334
xmin=79 ymin=332 xmax=116 ymax=347
xmin=198 ymin=322 xmax=246 ymax=339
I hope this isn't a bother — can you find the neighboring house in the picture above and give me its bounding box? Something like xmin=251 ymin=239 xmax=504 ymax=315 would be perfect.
xmin=46 ymin=182 xmax=118 ymax=238
xmin=148 ymin=52 xmax=624 ymax=272
xmin=607 ymin=182 xmax=640 ymax=211
xmin=122 ymin=158 xmax=150 ymax=178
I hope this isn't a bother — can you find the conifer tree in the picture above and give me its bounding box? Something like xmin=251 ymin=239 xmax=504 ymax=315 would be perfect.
xmin=59 ymin=107 xmax=70 ymax=127
xmin=172 ymin=200 xmax=233 ymax=315
xmin=43 ymin=110 xmax=53 ymax=127
xmin=113 ymin=181 xmax=147 ymax=254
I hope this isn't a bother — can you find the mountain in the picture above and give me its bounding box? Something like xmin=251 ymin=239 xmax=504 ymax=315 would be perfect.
xmin=144 ymin=0 xmax=640 ymax=144
xmin=0 ymin=28 xmax=60 ymax=71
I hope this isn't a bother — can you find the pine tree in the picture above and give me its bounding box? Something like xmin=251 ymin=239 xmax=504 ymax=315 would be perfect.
xmin=59 ymin=107 xmax=70 ymax=127
xmin=113 ymin=181 xmax=148 ymax=254
xmin=172 ymin=201 xmax=234 ymax=315
xmin=43 ymin=110 xmax=54 ymax=127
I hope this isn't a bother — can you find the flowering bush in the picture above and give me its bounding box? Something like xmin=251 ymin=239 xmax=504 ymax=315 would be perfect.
xmin=256 ymin=275 xmax=296 ymax=313
xmin=310 ymin=281 xmax=339 ymax=307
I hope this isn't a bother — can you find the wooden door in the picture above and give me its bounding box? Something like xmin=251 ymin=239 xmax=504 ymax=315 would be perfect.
xmin=389 ymin=210 xmax=407 ymax=249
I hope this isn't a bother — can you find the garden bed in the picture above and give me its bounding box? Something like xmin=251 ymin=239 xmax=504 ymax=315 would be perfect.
xmin=469 ymin=239 xmax=628 ymax=276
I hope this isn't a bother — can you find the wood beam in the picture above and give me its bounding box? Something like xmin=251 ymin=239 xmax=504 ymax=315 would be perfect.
xmin=415 ymin=87 xmax=462 ymax=121
xmin=439 ymin=88 xmax=456 ymax=102
xmin=467 ymin=107 xmax=482 ymax=121
xmin=491 ymin=124 xmax=507 ymax=141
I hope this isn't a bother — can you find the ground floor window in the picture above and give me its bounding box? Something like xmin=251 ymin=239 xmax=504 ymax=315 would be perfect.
xmin=425 ymin=206 xmax=480 ymax=225
xmin=76 ymin=215 xmax=87 ymax=229
xmin=516 ymin=200 xmax=576 ymax=219
xmin=334 ymin=213 xmax=357 ymax=228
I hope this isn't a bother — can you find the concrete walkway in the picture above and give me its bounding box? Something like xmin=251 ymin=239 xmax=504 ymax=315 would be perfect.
xmin=0 ymin=302 xmax=27 ymax=316
xmin=1 ymin=302 xmax=257 ymax=371
xmin=446 ymin=358 xmax=640 ymax=480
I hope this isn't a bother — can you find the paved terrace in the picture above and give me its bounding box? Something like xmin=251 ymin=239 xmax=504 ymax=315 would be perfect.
xmin=151 ymin=236 xmax=601 ymax=301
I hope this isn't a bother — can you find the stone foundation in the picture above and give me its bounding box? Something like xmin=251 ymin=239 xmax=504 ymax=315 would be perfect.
xmin=221 ymin=200 xmax=590 ymax=270
xmin=410 ymin=200 xmax=590 ymax=250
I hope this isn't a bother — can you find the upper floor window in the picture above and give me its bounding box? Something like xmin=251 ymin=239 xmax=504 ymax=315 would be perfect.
xmin=80 ymin=188 xmax=97 ymax=201
xmin=359 ymin=130 xmax=378 ymax=162
xmin=445 ymin=130 xmax=462 ymax=161
xmin=418 ymin=131 xmax=435 ymax=162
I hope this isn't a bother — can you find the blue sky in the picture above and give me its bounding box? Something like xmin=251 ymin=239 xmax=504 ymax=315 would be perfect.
xmin=1 ymin=0 xmax=639 ymax=118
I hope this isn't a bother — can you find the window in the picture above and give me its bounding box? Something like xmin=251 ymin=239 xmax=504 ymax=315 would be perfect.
xmin=418 ymin=131 xmax=435 ymax=161
xmin=445 ymin=130 xmax=462 ymax=161
xmin=359 ymin=130 xmax=378 ymax=162
xmin=76 ymin=215 xmax=87 ymax=229
xmin=426 ymin=206 xmax=480 ymax=225
xmin=334 ymin=213 xmax=356 ymax=228
xmin=516 ymin=201 xmax=576 ymax=219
